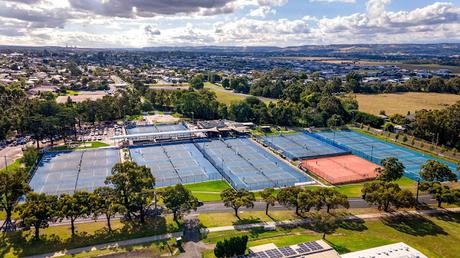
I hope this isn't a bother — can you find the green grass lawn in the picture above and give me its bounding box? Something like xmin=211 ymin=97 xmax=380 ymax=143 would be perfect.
xmin=49 ymin=141 xmax=110 ymax=151
xmin=0 ymin=159 xmax=22 ymax=173
xmin=202 ymin=213 xmax=460 ymax=258
xmin=335 ymin=176 xmax=416 ymax=198
xmin=64 ymin=90 xmax=81 ymax=96
xmin=61 ymin=239 xmax=177 ymax=258
xmin=0 ymin=216 xmax=181 ymax=257
xmin=183 ymin=180 xmax=231 ymax=202
xmin=184 ymin=180 xmax=231 ymax=192
xmin=126 ymin=114 xmax=144 ymax=121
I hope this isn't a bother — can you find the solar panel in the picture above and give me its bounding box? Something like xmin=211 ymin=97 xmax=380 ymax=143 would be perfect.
xmin=279 ymin=247 xmax=296 ymax=256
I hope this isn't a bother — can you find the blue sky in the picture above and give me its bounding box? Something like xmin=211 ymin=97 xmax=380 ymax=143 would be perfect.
xmin=0 ymin=0 xmax=459 ymax=48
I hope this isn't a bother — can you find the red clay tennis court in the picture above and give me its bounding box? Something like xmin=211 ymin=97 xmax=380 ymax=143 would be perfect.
xmin=300 ymin=154 xmax=380 ymax=185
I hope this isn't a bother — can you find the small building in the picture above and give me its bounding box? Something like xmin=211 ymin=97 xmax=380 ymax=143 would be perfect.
xmin=340 ymin=242 xmax=427 ymax=258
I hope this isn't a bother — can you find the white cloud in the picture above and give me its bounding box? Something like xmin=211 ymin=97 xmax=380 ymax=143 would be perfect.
xmin=309 ymin=0 xmax=356 ymax=3
xmin=257 ymin=0 xmax=288 ymax=7
xmin=249 ymin=6 xmax=276 ymax=17
xmin=0 ymin=0 xmax=458 ymax=47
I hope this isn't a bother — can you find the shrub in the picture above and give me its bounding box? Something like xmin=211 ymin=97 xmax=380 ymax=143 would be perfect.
xmin=214 ymin=235 xmax=249 ymax=257
xmin=402 ymin=135 xmax=408 ymax=142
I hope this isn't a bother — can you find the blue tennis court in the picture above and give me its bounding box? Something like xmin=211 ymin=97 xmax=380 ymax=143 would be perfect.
xmin=311 ymin=130 xmax=459 ymax=181
xmin=195 ymin=138 xmax=313 ymax=190
xmin=126 ymin=123 xmax=187 ymax=135
xmin=129 ymin=142 xmax=222 ymax=187
xmin=259 ymin=133 xmax=349 ymax=160
xmin=30 ymin=148 xmax=120 ymax=195
xmin=76 ymin=148 xmax=121 ymax=192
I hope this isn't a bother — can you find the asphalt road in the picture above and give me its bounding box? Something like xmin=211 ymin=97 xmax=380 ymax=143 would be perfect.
xmin=0 ymin=195 xmax=437 ymax=229
xmin=193 ymin=195 xmax=437 ymax=214
xmin=0 ymin=145 xmax=24 ymax=170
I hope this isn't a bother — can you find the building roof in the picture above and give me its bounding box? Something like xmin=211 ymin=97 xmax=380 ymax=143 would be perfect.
xmin=340 ymin=242 xmax=428 ymax=258
xmin=246 ymin=240 xmax=340 ymax=258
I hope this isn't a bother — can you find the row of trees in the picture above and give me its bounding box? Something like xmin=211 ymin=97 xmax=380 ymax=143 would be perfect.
xmin=361 ymin=157 xmax=460 ymax=211
xmin=0 ymin=84 xmax=142 ymax=142
xmin=0 ymin=162 xmax=201 ymax=237
xmin=412 ymin=101 xmax=460 ymax=148
xmin=220 ymin=186 xmax=350 ymax=218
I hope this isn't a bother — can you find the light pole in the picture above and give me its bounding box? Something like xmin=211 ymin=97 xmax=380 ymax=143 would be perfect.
xmin=415 ymin=177 xmax=421 ymax=209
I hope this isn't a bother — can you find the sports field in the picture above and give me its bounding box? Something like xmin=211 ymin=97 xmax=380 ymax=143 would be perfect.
xmin=311 ymin=130 xmax=459 ymax=181
xmin=195 ymin=138 xmax=312 ymax=190
xmin=129 ymin=142 xmax=222 ymax=187
xmin=354 ymin=92 xmax=460 ymax=115
xmin=30 ymin=148 xmax=120 ymax=195
xmin=301 ymin=155 xmax=380 ymax=185
xmin=259 ymin=133 xmax=349 ymax=160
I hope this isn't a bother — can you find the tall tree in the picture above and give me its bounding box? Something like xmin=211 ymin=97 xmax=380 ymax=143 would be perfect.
xmin=376 ymin=157 xmax=405 ymax=182
xmin=161 ymin=184 xmax=199 ymax=222
xmin=0 ymin=168 xmax=31 ymax=232
xmin=420 ymin=160 xmax=457 ymax=182
xmin=189 ymin=74 xmax=204 ymax=90
xmin=105 ymin=162 xmax=155 ymax=223
xmin=93 ymin=187 xmax=124 ymax=231
xmin=315 ymin=188 xmax=349 ymax=213
xmin=20 ymin=146 xmax=40 ymax=171
xmin=277 ymin=186 xmax=303 ymax=215
xmin=58 ymin=191 xmax=93 ymax=236
xmin=18 ymin=193 xmax=58 ymax=239
xmin=297 ymin=189 xmax=320 ymax=213
xmin=362 ymin=181 xmax=414 ymax=212
xmin=309 ymin=212 xmax=339 ymax=240
xmin=260 ymin=188 xmax=277 ymax=215
xmin=220 ymin=188 xmax=255 ymax=219
xmin=420 ymin=182 xmax=460 ymax=208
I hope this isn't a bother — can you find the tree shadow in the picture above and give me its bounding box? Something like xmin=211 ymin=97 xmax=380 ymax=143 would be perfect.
xmin=430 ymin=211 xmax=460 ymax=224
xmin=233 ymin=217 xmax=262 ymax=226
xmin=7 ymin=216 xmax=174 ymax=257
xmin=337 ymin=217 xmax=367 ymax=232
xmin=324 ymin=239 xmax=350 ymax=254
xmin=381 ymin=214 xmax=447 ymax=236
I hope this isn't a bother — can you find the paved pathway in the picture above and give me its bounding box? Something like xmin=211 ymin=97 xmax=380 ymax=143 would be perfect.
xmin=25 ymin=232 xmax=183 ymax=258
xmin=202 ymin=207 xmax=460 ymax=233
xmin=24 ymin=207 xmax=460 ymax=258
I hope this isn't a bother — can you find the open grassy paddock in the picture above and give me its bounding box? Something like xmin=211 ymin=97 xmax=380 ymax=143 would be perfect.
xmin=354 ymin=92 xmax=460 ymax=116
xmin=202 ymin=213 xmax=460 ymax=258
xmin=204 ymin=82 xmax=275 ymax=105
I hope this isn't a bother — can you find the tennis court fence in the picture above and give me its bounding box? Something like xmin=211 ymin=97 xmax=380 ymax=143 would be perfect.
xmin=307 ymin=131 xmax=379 ymax=163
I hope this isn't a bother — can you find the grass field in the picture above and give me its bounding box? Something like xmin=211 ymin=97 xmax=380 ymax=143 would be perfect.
xmin=0 ymin=159 xmax=22 ymax=173
xmin=275 ymin=57 xmax=460 ymax=73
xmin=354 ymin=92 xmax=460 ymax=115
xmin=184 ymin=180 xmax=231 ymax=202
xmin=335 ymin=176 xmax=416 ymax=197
xmin=204 ymin=82 xmax=275 ymax=105
xmin=64 ymin=90 xmax=81 ymax=96
xmin=49 ymin=141 xmax=110 ymax=151
xmin=61 ymin=239 xmax=177 ymax=258
xmin=0 ymin=217 xmax=181 ymax=257
xmin=202 ymin=213 xmax=460 ymax=258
